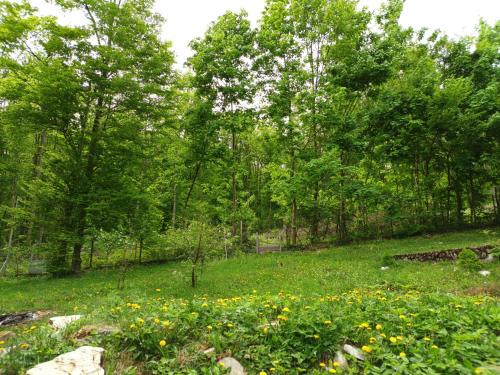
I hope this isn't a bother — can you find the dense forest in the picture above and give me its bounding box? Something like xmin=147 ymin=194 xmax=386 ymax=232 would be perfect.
xmin=0 ymin=0 xmax=498 ymax=275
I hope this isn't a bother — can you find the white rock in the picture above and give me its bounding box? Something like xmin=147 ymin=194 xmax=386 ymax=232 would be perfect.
xmin=479 ymin=270 xmax=491 ymax=277
xmin=380 ymin=266 xmax=389 ymax=271
xmin=49 ymin=315 xmax=83 ymax=330
xmin=343 ymin=344 xmax=365 ymax=360
xmin=218 ymin=357 xmax=246 ymax=375
xmin=26 ymin=346 xmax=104 ymax=375
xmin=483 ymin=254 xmax=495 ymax=263
xmin=334 ymin=350 xmax=349 ymax=369
xmin=203 ymin=347 xmax=215 ymax=356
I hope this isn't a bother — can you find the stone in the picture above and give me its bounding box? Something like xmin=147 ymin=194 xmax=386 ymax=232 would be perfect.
xmin=218 ymin=357 xmax=246 ymax=375
xmin=483 ymin=254 xmax=495 ymax=263
xmin=380 ymin=266 xmax=389 ymax=271
xmin=76 ymin=325 xmax=119 ymax=339
xmin=203 ymin=347 xmax=215 ymax=356
xmin=343 ymin=344 xmax=365 ymax=361
xmin=478 ymin=270 xmax=491 ymax=277
xmin=26 ymin=346 xmax=104 ymax=375
xmin=0 ymin=311 xmax=49 ymax=327
xmin=49 ymin=315 xmax=83 ymax=330
xmin=333 ymin=350 xmax=348 ymax=369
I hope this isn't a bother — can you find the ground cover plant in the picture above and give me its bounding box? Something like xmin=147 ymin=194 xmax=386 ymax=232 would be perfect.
xmin=1 ymin=289 xmax=499 ymax=374
xmin=0 ymin=229 xmax=499 ymax=374
xmin=0 ymin=229 xmax=498 ymax=314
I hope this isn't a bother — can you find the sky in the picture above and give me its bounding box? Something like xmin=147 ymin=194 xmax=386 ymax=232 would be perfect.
xmin=28 ymin=0 xmax=499 ymax=69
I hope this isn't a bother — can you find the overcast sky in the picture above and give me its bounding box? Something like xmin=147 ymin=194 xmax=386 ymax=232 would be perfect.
xmin=28 ymin=0 xmax=499 ymax=68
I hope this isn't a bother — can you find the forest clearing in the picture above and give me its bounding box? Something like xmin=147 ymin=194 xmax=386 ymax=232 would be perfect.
xmin=1 ymin=229 xmax=499 ymax=373
xmin=0 ymin=0 xmax=499 ymax=373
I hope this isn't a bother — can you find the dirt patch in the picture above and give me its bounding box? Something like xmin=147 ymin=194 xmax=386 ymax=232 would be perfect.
xmin=461 ymin=284 xmax=500 ymax=297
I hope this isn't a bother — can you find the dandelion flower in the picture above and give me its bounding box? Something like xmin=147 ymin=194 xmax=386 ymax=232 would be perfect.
xmin=159 ymin=340 xmax=167 ymax=347
xmin=319 ymin=362 xmax=326 ymax=367
xmin=324 ymin=320 xmax=332 ymax=325
xmin=389 ymin=337 xmax=397 ymax=343
xmin=399 ymin=352 xmax=406 ymax=358
xmin=361 ymin=345 xmax=372 ymax=353
xmin=369 ymin=337 xmax=377 ymax=344
xmin=329 ymin=370 xmax=337 ymax=374
xmin=282 ymin=307 xmax=290 ymax=312
xmin=259 ymin=372 xmax=267 ymax=375
xmin=375 ymin=324 xmax=382 ymax=330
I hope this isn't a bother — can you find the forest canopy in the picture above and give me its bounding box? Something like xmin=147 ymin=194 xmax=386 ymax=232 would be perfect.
xmin=0 ymin=0 xmax=498 ymax=275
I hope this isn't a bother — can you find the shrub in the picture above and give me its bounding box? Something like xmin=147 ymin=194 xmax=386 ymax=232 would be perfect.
xmin=457 ymin=249 xmax=481 ymax=271
xmin=381 ymin=255 xmax=396 ymax=267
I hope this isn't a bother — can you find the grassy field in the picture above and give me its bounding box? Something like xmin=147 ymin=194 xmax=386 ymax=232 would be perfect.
xmin=1 ymin=228 xmax=498 ymax=315
xmin=1 ymin=228 xmax=499 ymax=374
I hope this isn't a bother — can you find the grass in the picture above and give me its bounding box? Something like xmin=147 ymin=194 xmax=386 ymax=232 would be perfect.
xmin=1 ymin=228 xmax=499 ymax=374
xmin=0 ymin=228 xmax=498 ymax=315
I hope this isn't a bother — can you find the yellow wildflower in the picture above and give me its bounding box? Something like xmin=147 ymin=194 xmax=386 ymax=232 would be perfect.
xmin=324 ymin=320 xmax=332 ymax=325
xmin=20 ymin=343 xmax=29 ymax=349
xmin=319 ymin=362 xmax=326 ymax=367
xmin=313 ymin=334 xmax=320 ymax=340
xmin=431 ymin=345 xmax=439 ymax=349
xmin=359 ymin=322 xmax=369 ymax=329
xmin=475 ymin=368 xmax=483 ymax=374
xmin=329 ymin=370 xmax=337 ymax=374
xmin=375 ymin=324 xmax=382 ymax=330
xmin=369 ymin=337 xmax=377 ymax=344
xmin=159 ymin=340 xmax=166 ymax=347
xmin=389 ymin=337 xmax=397 ymax=343
xmin=227 ymin=323 xmax=233 ymax=328
xmin=282 ymin=307 xmax=290 ymax=312
xmin=259 ymin=372 xmax=267 ymax=375
xmin=424 ymin=337 xmax=431 ymax=341
xmin=154 ymin=318 xmax=160 ymax=324
xmin=155 ymin=288 xmax=161 ymax=292
xmin=399 ymin=352 xmax=406 ymax=358
xmin=361 ymin=345 xmax=372 ymax=353
xmin=333 ymin=361 xmax=340 ymax=367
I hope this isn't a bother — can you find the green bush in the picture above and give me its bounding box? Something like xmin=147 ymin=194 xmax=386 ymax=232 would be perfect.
xmin=457 ymin=249 xmax=481 ymax=271
xmin=381 ymin=254 xmax=396 ymax=267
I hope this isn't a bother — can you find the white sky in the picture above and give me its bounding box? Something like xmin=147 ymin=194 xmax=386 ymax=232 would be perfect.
xmin=27 ymin=0 xmax=500 ymax=69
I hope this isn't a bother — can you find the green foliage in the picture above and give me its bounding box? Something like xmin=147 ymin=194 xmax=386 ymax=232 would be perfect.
xmin=457 ymin=249 xmax=482 ymax=271
xmin=0 ymin=0 xmax=499 ymax=276
xmin=1 ymin=290 xmax=498 ymax=374
xmin=381 ymin=255 xmax=396 ymax=267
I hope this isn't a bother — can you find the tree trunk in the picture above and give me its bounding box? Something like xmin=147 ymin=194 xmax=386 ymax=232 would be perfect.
xmin=0 ymin=184 xmax=17 ymax=275
xmin=172 ymin=183 xmax=177 ymax=228
xmin=139 ymin=237 xmax=144 ymax=264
